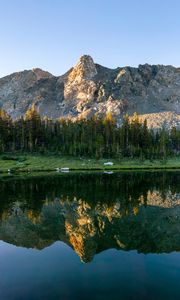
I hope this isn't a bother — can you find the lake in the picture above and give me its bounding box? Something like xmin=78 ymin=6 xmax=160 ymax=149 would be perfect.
xmin=0 ymin=171 xmax=179 ymax=300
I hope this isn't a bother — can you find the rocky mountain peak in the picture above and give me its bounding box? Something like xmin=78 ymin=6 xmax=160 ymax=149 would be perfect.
xmin=68 ymin=55 xmax=97 ymax=82
xmin=0 ymin=56 xmax=180 ymax=128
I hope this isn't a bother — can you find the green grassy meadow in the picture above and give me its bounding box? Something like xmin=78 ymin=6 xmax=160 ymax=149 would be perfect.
xmin=0 ymin=154 xmax=179 ymax=174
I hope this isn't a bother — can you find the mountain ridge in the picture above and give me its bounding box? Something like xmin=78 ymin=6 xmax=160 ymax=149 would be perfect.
xmin=0 ymin=55 xmax=180 ymax=128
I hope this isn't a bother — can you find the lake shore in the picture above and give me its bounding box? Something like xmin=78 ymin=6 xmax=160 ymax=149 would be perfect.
xmin=0 ymin=154 xmax=180 ymax=174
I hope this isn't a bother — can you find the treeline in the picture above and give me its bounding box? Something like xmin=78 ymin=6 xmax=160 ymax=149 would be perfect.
xmin=0 ymin=105 xmax=179 ymax=159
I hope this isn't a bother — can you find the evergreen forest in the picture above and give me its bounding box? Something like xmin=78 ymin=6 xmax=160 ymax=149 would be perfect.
xmin=0 ymin=105 xmax=179 ymax=159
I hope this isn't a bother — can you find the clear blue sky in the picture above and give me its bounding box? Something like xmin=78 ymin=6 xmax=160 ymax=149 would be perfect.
xmin=1 ymin=0 xmax=180 ymax=77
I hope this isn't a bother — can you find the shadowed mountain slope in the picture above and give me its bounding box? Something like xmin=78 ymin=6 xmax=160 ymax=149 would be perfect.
xmin=0 ymin=55 xmax=180 ymax=128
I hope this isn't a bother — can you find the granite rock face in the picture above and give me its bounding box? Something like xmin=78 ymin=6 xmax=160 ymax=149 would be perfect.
xmin=0 ymin=55 xmax=180 ymax=128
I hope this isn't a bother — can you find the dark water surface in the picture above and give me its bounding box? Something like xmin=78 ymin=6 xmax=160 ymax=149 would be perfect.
xmin=0 ymin=171 xmax=179 ymax=300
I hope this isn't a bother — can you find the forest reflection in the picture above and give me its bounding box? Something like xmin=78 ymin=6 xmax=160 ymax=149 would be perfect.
xmin=0 ymin=172 xmax=179 ymax=262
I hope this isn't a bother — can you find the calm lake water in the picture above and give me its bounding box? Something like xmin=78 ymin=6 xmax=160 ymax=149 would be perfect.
xmin=0 ymin=171 xmax=179 ymax=300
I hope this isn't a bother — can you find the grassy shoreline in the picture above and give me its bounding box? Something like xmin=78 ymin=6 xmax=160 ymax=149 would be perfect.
xmin=0 ymin=154 xmax=179 ymax=174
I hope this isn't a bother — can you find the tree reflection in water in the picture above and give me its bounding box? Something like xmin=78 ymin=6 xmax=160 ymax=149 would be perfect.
xmin=0 ymin=171 xmax=179 ymax=262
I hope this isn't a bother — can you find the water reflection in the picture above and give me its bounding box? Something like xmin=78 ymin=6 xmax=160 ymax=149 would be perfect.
xmin=0 ymin=172 xmax=179 ymax=262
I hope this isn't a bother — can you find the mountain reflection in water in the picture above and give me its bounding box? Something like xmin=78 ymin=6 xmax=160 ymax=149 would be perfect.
xmin=0 ymin=172 xmax=179 ymax=263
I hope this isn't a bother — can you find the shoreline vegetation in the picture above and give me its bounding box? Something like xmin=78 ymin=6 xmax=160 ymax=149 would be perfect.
xmin=0 ymin=106 xmax=179 ymax=175
xmin=0 ymin=154 xmax=179 ymax=174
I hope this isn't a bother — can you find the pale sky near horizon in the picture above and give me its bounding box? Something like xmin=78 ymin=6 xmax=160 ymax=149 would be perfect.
xmin=0 ymin=0 xmax=180 ymax=78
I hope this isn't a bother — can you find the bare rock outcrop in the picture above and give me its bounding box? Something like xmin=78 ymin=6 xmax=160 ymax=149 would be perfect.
xmin=0 ymin=55 xmax=180 ymax=128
